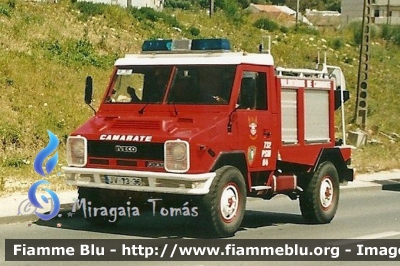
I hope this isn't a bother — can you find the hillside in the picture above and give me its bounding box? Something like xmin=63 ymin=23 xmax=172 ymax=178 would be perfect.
xmin=0 ymin=0 xmax=399 ymax=194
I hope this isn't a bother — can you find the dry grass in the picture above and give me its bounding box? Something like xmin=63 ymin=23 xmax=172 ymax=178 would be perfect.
xmin=0 ymin=1 xmax=399 ymax=195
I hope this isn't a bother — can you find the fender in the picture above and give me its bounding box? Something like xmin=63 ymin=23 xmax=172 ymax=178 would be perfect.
xmin=313 ymin=148 xmax=354 ymax=182
xmin=210 ymin=151 xmax=249 ymax=189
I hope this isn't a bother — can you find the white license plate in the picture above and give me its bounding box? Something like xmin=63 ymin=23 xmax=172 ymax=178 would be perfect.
xmin=105 ymin=176 xmax=142 ymax=186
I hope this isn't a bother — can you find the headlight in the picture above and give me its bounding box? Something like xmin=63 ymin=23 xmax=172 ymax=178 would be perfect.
xmin=164 ymin=140 xmax=190 ymax=173
xmin=171 ymin=143 xmax=186 ymax=161
xmin=66 ymin=136 xmax=87 ymax=167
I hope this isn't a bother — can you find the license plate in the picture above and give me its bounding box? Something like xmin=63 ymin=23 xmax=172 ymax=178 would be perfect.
xmin=104 ymin=176 xmax=142 ymax=186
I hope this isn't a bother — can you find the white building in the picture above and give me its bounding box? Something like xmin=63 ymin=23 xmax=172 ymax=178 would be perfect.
xmin=246 ymin=4 xmax=311 ymax=26
xmin=77 ymin=0 xmax=164 ymax=9
xmin=342 ymin=0 xmax=400 ymax=25
xmin=305 ymin=9 xmax=341 ymax=27
xmin=372 ymin=0 xmax=400 ymax=24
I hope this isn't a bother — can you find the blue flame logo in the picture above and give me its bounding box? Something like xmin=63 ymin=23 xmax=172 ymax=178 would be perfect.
xmin=34 ymin=130 xmax=59 ymax=176
xmin=28 ymin=180 xmax=60 ymax=221
xmin=28 ymin=130 xmax=61 ymax=220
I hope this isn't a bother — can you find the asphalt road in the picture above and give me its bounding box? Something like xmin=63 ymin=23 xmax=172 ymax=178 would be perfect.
xmin=1 ymin=187 xmax=400 ymax=265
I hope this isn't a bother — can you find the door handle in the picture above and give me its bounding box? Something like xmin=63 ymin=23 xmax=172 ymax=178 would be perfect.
xmin=263 ymin=130 xmax=271 ymax=137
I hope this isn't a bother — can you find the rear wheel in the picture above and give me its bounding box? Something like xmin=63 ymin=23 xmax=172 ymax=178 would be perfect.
xmin=203 ymin=166 xmax=246 ymax=237
xmin=299 ymin=162 xmax=339 ymax=223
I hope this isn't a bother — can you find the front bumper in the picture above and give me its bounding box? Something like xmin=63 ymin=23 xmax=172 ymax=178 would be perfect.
xmin=62 ymin=166 xmax=216 ymax=195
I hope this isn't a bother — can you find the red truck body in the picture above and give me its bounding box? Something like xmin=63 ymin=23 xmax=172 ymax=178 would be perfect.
xmin=63 ymin=38 xmax=353 ymax=236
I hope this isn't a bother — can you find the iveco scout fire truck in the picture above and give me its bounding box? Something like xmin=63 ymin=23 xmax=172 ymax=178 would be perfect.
xmin=62 ymin=38 xmax=353 ymax=237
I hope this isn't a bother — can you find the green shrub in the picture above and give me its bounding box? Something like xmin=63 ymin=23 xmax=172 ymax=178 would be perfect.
xmin=344 ymin=57 xmax=354 ymax=64
xmin=237 ymin=0 xmax=251 ymax=8
xmin=279 ymin=26 xmax=289 ymax=33
xmin=392 ymin=26 xmax=400 ymax=45
xmin=353 ymin=29 xmax=362 ymax=45
xmin=381 ymin=24 xmax=393 ymax=40
xmin=0 ymin=126 xmax=21 ymax=149
xmin=379 ymin=24 xmax=400 ymax=46
xmin=0 ymin=5 xmax=11 ymax=17
xmin=197 ymin=0 xmax=251 ymax=9
xmin=5 ymin=78 xmax=13 ymax=86
xmin=161 ymin=13 xmax=181 ymax=28
xmin=349 ymin=20 xmax=378 ymax=45
xmin=7 ymin=0 xmax=16 ymax=9
xmin=253 ymin=17 xmax=279 ymax=31
xmin=331 ymin=38 xmax=344 ymax=50
xmin=129 ymin=7 xmax=181 ymax=28
xmin=294 ymin=25 xmax=320 ymax=35
xmin=72 ymin=2 xmax=108 ymax=21
xmin=222 ymin=0 xmax=245 ymax=25
xmin=165 ymin=0 xmax=191 ymax=10
xmin=189 ymin=26 xmax=200 ymax=36
xmin=39 ymin=38 xmax=115 ymax=68
xmin=131 ymin=7 xmax=159 ymax=22
xmin=2 ymin=157 xmax=28 ymax=168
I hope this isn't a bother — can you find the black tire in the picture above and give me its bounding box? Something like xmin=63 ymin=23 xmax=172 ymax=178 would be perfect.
xmin=299 ymin=161 xmax=339 ymax=224
xmin=203 ymin=166 xmax=247 ymax=237
xmin=78 ymin=187 xmax=120 ymax=227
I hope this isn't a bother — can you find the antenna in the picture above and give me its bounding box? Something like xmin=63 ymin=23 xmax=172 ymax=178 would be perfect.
xmin=259 ymin=36 xmax=271 ymax=54
xmin=316 ymin=50 xmax=320 ymax=70
xmin=315 ymin=50 xmax=328 ymax=74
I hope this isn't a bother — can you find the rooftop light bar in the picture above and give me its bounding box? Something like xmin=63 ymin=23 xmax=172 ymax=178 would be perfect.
xmin=141 ymin=38 xmax=231 ymax=53
xmin=142 ymin=39 xmax=173 ymax=52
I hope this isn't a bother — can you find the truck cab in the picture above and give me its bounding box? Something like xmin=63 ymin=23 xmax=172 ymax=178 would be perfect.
xmin=63 ymin=38 xmax=353 ymax=237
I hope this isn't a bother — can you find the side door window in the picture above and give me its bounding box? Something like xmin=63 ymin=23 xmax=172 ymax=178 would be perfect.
xmin=237 ymin=71 xmax=267 ymax=110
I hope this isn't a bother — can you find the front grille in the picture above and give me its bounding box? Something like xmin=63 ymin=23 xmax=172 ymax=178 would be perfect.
xmin=88 ymin=141 xmax=164 ymax=160
xmin=89 ymin=158 xmax=109 ymax=165
xmin=116 ymin=160 xmax=138 ymax=167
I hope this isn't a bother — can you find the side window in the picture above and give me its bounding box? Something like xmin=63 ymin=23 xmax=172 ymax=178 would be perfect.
xmin=237 ymin=71 xmax=267 ymax=110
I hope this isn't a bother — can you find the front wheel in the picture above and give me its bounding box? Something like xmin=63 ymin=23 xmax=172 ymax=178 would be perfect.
xmin=299 ymin=162 xmax=339 ymax=224
xmin=203 ymin=166 xmax=247 ymax=237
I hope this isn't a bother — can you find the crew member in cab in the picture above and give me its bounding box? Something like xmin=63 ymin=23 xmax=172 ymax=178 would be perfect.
xmin=142 ymin=68 xmax=171 ymax=103
xmin=168 ymin=72 xmax=196 ymax=103
xmin=107 ymin=67 xmax=172 ymax=103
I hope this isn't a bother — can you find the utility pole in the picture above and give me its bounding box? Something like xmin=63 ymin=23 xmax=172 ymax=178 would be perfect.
xmin=354 ymin=0 xmax=371 ymax=129
xmin=387 ymin=0 xmax=391 ymax=25
xmin=296 ymin=0 xmax=299 ymax=26
xmin=210 ymin=0 xmax=214 ymax=18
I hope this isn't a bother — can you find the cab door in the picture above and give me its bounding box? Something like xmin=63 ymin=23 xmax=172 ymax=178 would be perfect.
xmin=233 ymin=65 xmax=278 ymax=171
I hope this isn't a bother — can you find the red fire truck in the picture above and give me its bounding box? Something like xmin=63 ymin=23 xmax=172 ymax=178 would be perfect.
xmin=62 ymin=38 xmax=353 ymax=237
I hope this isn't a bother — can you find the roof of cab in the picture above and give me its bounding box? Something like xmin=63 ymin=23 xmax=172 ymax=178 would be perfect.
xmin=114 ymin=52 xmax=274 ymax=67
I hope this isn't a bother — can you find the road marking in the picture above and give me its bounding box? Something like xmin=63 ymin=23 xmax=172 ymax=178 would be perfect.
xmin=327 ymin=231 xmax=400 ymax=246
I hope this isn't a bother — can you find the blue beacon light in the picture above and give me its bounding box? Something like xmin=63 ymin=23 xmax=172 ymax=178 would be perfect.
xmin=141 ymin=38 xmax=231 ymax=52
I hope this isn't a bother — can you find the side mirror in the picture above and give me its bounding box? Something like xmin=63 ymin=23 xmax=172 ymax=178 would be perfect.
xmin=84 ymin=76 xmax=93 ymax=105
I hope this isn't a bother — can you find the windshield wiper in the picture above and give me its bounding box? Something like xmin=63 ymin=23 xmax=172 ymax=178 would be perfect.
xmin=172 ymin=103 xmax=179 ymax=116
xmin=138 ymin=103 xmax=149 ymax=114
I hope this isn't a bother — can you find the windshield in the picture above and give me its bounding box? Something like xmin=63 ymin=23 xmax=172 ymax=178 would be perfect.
xmin=105 ymin=65 xmax=235 ymax=105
